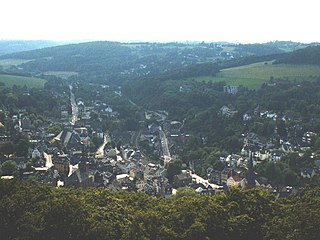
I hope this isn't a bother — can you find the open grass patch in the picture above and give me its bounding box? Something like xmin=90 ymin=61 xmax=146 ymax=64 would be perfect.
xmin=44 ymin=71 xmax=78 ymax=79
xmin=194 ymin=61 xmax=320 ymax=89
xmin=0 ymin=74 xmax=46 ymax=88
xmin=0 ymin=59 xmax=31 ymax=68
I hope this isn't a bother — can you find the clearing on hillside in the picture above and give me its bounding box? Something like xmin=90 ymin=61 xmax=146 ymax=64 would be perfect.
xmin=44 ymin=71 xmax=78 ymax=79
xmin=0 ymin=74 xmax=46 ymax=88
xmin=0 ymin=59 xmax=31 ymax=69
xmin=194 ymin=61 xmax=320 ymax=89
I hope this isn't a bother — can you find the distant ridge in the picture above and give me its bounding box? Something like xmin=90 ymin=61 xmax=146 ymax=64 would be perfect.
xmin=275 ymin=45 xmax=320 ymax=65
xmin=0 ymin=40 xmax=62 ymax=56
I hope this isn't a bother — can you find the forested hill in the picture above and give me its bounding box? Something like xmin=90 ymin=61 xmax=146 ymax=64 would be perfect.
xmin=0 ymin=40 xmax=60 ymax=56
xmin=275 ymin=45 xmax=320 ymax=65
xmin=0 ymin=40 xmax=315 ymax=84
xmin=0 ymin=41 xmax=224 ymax=83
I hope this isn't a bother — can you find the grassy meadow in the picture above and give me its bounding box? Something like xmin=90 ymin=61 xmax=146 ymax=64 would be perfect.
xmin=0 ymin=59 xmax=31 ymax=68
xmin=195 ymin=61 xmax=320 ymax=89
xmin=0 ymin=74 xmax=46 ymax=88
xmin=44 ymin=71 xmax=78 ymax=79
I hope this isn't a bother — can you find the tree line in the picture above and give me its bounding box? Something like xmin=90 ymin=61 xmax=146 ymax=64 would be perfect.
xmin=1 ymin=179 xmax=320 ymax=240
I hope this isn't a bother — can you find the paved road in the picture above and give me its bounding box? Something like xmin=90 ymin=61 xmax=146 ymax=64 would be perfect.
xmin=159 ymin=127 xmax=171 ymax=165
xmin=69 ymin=85 xmax=78 ymax=125
xmin=95 ymin=134 xmax=110 ymax=158
xmin=131 ymin=130 xmax=141 ymax=149
xmin=191 ymin=173 xmax=222 ymax=190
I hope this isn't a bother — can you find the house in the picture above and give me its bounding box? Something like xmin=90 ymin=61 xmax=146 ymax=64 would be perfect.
xmin=54 ymin=129 xmax=83 ymax=149
xmin=103 ymin=106 xmax=113 ymax=114
xmin=117 ymin=161 xmax=137 ymax=174
xmin=122 ymin=148 xmax=134 ymax=160
xmin=130 ymin=151 xmax=142 ymax=161
xmin=31 ymin=148 xmax=41 ymax=159
xmin=116 ymin=173 xmax=130 ymax=183
xmin=77 ymin=101 xmax=85 ymax=114
xmin=227 ymin=175 xmax=242 ymax=188
xmin=243 ymin=113 xmax=252 ymax=121
xmin=302 ymin=131 xmax=316 ymax=144
xmin=219 ymin=105 xmax=238 ymax=118
xmin=34 ymin=159 xmax=45 ymax=168
xmin=258 ymin=150 xmax=270 ymax=161
xmin=129 ymin=168 xmax=144 ymax=179
xmin=226 ymin=154 xmax=242 ymax=168
xmin=208 ymin=169 xmax=222 ymax=185
xmin=143 ymin=164 xmax=164 ymax=180
xmin=65 ymin=161 xmax=93 ymax=187
xmin=115 ymin=173 xmax=136 ymax=191
xmin=173 ymin=170 xmax=192 ymax=188
xmin=170 ymin=121 xmax=182 ymax=132
xmin=223 ymin=85 xmax=239 ymax=95
xmin=74 ymin=127 xmax=88 ymax=135
xmin=220 ymin=168 xmax=231 ymax=184
xmin=240 ymin=178 xmax=260 ymax=189
xmin=60 ymin=105 xmax=69 ymax=119
xmin=270 ymin=150 xmax=283 ymax=162
xmin=53 ymin=155 xmax=70 ymax=175
xmin=301 ymin=168 xmax=315 ymax=179
xmin=21 ymin=117 xmax=31 ymax=130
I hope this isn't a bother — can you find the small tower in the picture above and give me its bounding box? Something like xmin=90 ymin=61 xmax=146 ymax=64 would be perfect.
xmin=246 ymin=151 xmax=255 ymax=188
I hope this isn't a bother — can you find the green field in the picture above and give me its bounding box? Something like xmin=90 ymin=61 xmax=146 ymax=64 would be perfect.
xmin=195 ymin=61 xmax=320 ymax=89
xmin=0 ymin=74 xmax=46 ymax=88
xmin=44 ymin=71 xmax=78 ymax=79
xmin=221 ymin=46 xmax=236 ymax=52
xmin=0 ymin=59 xmax=31 ymax=68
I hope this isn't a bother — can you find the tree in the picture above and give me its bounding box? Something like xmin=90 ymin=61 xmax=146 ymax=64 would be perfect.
xmin=39 ymin=194 xmax=89 ymax=240
xmin=1 ymin=160 xmax=17 ymax=175
xmin=15 ymin=138 xmax=30 ymax=157
xmin=47 ymin=123 xmax=62 ymax=135
xmin=0 ymin=142 xmax=15 ymax=157
xmin=175 ymin=187 xmax=197 ymax=199
xmin=166 ymin=159 xmax=182 ymax=183
xmin=283 ymin=168 xmax=298 ymax=186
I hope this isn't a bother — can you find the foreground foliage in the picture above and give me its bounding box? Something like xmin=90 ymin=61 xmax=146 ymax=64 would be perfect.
xmin=1 ymin=180 xmax=320 ymax=240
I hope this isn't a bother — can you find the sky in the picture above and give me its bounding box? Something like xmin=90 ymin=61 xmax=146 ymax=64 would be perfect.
xmin=1 ymin=0 xmax=319 ymax=43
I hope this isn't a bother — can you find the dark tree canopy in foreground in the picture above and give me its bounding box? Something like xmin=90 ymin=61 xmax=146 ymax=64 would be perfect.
xmin=1 ymin=179 xmax=320 ymax=240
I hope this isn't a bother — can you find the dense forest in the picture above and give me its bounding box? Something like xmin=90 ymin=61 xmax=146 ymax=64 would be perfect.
xmin=1 ymin=179 xmax=320 ymax=240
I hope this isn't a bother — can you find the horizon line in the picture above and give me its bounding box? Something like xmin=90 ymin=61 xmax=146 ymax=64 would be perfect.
xmin=0 ymin=38 xmax=319 ymax=45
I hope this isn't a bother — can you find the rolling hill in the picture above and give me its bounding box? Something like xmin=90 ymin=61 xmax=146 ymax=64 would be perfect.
xmin=0 ymin=40 xmax=61 ymax=56
xmin=193 ymin=61 xmax=320 ymax=89
xmin=275 ymin=45 xmax=320 ymax=65
xmin=0 ymin=40 xmax=319 ymax=89
xmin=0 ymin=40 xmax=314 ymax=85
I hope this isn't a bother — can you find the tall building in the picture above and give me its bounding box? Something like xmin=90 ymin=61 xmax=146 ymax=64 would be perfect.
xmin=246 ymin=149 xmax=256 ymax=188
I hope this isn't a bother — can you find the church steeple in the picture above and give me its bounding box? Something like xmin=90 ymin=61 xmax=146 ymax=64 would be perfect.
xmin=246 ymin=146 xmax=256 ymax=188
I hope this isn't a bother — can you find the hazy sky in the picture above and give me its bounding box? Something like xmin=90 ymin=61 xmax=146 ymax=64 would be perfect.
xmin=1 ymin=0 xmax=319 ymax=43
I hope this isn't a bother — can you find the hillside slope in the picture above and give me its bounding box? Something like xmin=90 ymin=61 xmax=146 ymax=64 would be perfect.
xmin=0 ymin=40 xmax=61 ymax=56
xmin=0 ymin=41 xmax=313 ymax=85
xmin=275 ymin=46 xmax=320 ymax=65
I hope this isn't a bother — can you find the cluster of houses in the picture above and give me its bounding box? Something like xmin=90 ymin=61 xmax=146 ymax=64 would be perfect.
xmin=2 ymin=87 xmax=320 ymax=199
